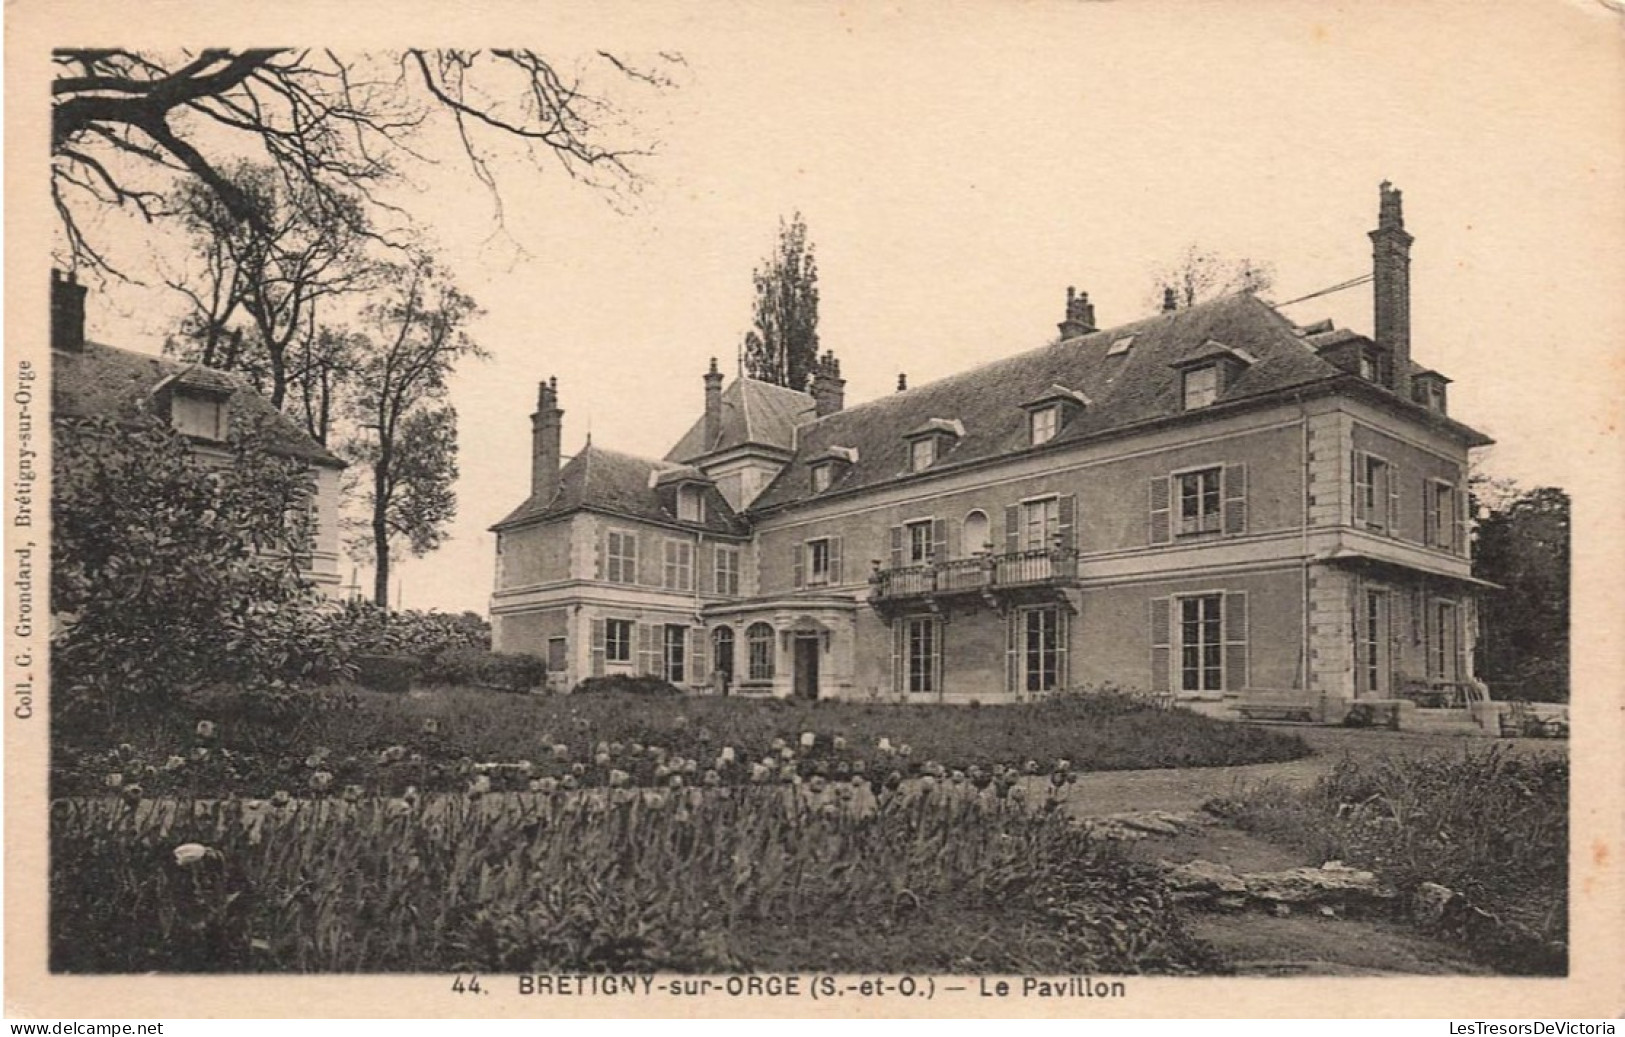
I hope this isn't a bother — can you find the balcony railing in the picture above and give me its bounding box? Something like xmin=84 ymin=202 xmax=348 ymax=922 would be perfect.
xmin=869 ymin=548 xmax=1077 ymax=602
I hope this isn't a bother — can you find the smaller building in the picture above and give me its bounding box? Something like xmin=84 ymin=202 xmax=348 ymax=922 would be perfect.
xmin=49 ymin=271 xmax=347 ymax=596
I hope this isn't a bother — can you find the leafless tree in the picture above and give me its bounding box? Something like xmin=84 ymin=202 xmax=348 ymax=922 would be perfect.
xmin=341 ymin=253 xmax=486 ymax=606
xmin=1150 ymin=245 xmax=1275 ymax=311
xmin=52 ymin=48 xmax=681 ymax=272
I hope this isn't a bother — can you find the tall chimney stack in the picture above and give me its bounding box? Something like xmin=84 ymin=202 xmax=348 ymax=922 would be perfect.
xmin=51 ymin=270 xmax=87 ymax=352
xmin=1057 ymin=286 xmax=1097 ymax=339
xmin=531 ymin=377 xmax=563 ymax=503
xmin=703 ymin=357 xmax=724 ymax=450
xmin=1162 ymin=286 xmax=1179 ymax=313
xmin=1369 ymin=181 xmax=1413 ymax=397
xmin=810 ymin=351 xmax=846 ymax=416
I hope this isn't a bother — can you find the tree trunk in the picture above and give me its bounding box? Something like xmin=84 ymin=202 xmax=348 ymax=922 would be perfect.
xmin=372 ymin=458 xmax=390 ymax=607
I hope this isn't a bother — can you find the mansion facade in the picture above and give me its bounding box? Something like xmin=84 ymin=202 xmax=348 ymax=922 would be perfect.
xmin=490 ymin=185 xmax=1491 ymax=717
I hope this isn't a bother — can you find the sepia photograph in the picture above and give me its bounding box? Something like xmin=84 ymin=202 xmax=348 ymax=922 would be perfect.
xmin=6 ymin=0 xmax=1622 ymax=1020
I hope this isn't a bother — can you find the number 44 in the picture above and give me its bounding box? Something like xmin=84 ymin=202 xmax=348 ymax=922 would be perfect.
xmin=452 ymin=974 xmax=485 ymax=994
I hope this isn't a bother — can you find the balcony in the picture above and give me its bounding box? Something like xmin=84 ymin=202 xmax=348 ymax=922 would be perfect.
xmin=868 ymin=547 xmax=1078 ymax=616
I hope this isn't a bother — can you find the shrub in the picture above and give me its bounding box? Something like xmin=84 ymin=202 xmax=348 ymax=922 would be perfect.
xmin=422 ymin=647 xmax=547 ymax=693
xmin=572 ymin=675 xmax=684 ymax=697
xmin=354 ymin=655 xmax=418 ymax=695
xmin=51 ymin=416 xmax=348 ymax=727
xmin=1213 ymin=746 xmax=1568 ymax=975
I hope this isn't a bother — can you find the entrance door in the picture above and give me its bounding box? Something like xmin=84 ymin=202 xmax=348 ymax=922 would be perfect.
xmin=793 ymin=635 xmax=820 ymax=699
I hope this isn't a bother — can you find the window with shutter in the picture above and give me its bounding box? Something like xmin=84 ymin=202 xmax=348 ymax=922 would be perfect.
xmin=807 ymin=538 xmax=832 ymax=585
xmin=1149 ymin=597 xmax=1171 ymax=693
xmin=1177 ymin=594 xmax=1224 ymax=695
xmin=906 ymin=520 xmax=933 ymax=564
xmin=1149 ymin=477 xmax=1172 ymax=545
xmin=1005 ymin=610 xmax=1019 ymax=694
xmin=1353 ymin=451 xmax=1371 ymax=524
xmin=1176 ymin=469 xmax=1222 ymax=536
xmin=888 ymin=525 xmax=904 ymax=570
xmin=793 ymin=542 xmax=806 ymax=588
xmin=1004 ymin=504 xmax=1022 ymax=555
xmin=930 ymin=519 xmax=948 ymax=562
xmin=604 ymin=618 xmax=633 ymax=665
xmin=828 ymin=536 xmax=843 ymax=584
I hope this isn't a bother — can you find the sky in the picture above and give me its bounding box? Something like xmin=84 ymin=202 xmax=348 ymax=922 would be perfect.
xmin=52 ymin=0 xmax=1625 ymax=615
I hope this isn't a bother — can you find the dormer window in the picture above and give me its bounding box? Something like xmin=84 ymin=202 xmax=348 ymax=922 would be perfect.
xmin=910 ymin=437 xmax=936 ymax=472
xmin=1182 ymin=365 xmax=1218 ymax=410
xmin=1171 ymin=340 xmax=1255 ymax=412
xmin=902 ymin=420 xmax=963 ymax=473
xmin=1030 ymin=406 xmax=1059 ymax=445
xmin=1019 ymin=385 xmax=1088 ymax=446
xmin=1412 ymin=371 xmax=1451 ymax=415
xmin=677 ymin=485 xmax=704 ymax=522
xmin=172 ymin=391 xmax=227 ymax=439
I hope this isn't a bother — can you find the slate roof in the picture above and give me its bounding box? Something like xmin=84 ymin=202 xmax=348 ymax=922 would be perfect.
xmin=750 ymin=292 xmax=1489 ymax=513
xmin=53 ymin=340 xmax=344 ymax=468
xmin=665 ymin=377 xmax=817 ymax=462
xmin=492 ymin=442 xmax=748 ymax=535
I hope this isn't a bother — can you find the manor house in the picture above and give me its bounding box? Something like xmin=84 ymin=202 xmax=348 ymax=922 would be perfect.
xmin=489 ymin=184 xmax=1491 ymax=719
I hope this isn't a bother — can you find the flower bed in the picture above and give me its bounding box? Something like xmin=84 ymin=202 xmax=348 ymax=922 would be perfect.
xmin=51 ymin=784 xmax=1222 ymax=974
xmin=52 ymin=686 xmax=1311 ymax=802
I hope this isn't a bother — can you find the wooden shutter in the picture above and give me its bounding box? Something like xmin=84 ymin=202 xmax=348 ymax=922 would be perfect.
xmin=1057 ymin=493 xmax=1077 ymax=550
xmin=595 ymin=529 xmax=606 ymax=580
xmin=1149 ymin=597 xmax=1172 ymax=692
xmin=1149 ymin=476 xmax=1172 ymax=545
xmin=1223 ymin=591 xmax=1249 ymax=693
xmin=1222 ymin=464 xmax=1247 ymax=536
xmin=1424 ymin=480 xmax=1441 ymax=548
xmin=930 ymin=518 xmax=948 ymax=562
xmin=690 ymin=627 xmax=707 ymax=686
xmin=829 ymin=536 xmax=843 ymax=584
xmin=1353 ymin=451 xmax=1370 ymax=523
xmin=590 ymin=618 xmax=606 ymax=676
xmin=792 ymin=542 xmax=805 ymax=588
xmin=638 ymin=622 xmax=660 ymax=676
xmin=1454 ymin=487 xmax=1469 ymax=556
xmin=636 ymin=532 xmax=651 ymax=585
xmin=1056 ymin=608 xmax=1070 ymax=689
xmin=1005 ymin=504 xmax=1022 ymax=554
xmin=889 ymin=525 xmax=904 ymax=569
xmin=1388 ymin=465 xmax=1402 ymax=538
xmin=892 ymin=623 xmax=904 ymax=696
xmin=1005 ymin=610 xmax=1020 ymax=694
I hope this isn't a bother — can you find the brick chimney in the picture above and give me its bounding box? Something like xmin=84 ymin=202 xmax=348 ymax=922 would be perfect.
xmin=1057 ymin=286 xmax=1097 ymax=339
xmin=51 ymin=269 xmax=87 ymax=352
xmin=531 ymin=376 xmax=563 ymax=502
xmin=703 ymin=357 xmax=724 ymax=449
xmin=1369 ymin=181 xmax=1413 ymax=397
xmin=1162 ymin=286 xmax=1179 ymax=313
xmin=896 ymin=373 xmax=908 ymax=392
xmin=810 ymin=350 xmax=845 ymax=416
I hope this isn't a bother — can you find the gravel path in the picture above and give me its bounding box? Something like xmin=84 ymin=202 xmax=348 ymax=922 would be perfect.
xmin=1055 ymin=723 xmax=1567 ymax=818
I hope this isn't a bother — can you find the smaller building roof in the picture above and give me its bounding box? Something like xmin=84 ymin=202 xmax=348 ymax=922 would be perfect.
xmin=53 ymin=341 xmax=344 ymax=467
xmin=493 ymin=442 xmax=747 ymax=534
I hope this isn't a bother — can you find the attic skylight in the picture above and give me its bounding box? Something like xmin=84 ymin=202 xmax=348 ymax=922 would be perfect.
xmin=1107 ymin=335 xmax=1135 ymax=357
